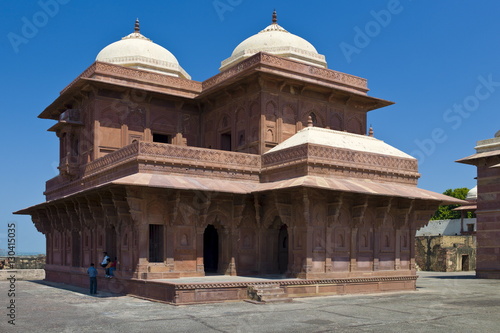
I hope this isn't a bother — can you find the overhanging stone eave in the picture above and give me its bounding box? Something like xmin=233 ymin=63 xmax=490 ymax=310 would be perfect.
xmin=199 ymin=65 xmax=260 ymax=98
xmin=456 ymin=149 xmax=500 ymax=165
xmin=14 ymin=181 xmax=118 ymax=215
xmin=252 ymin=175 xmax=467 ymax=205
xmin=254 ymin=68 xmax=394 ymax=109
xmin=68 ymin=61 xmax=202 ymax=95
xmin=255 ymin=65 xmax=370 ymax=96
xmin=80 ymin=77 xmax=201 ymax=100
xmin=201 ymin=52 xmax=372 ymax=98
xmin=109 ymin=173 xmax=258 ymax=194
xmin=39 ymin=61 xmax=203 ymax=119
xmin=38 ymin=79 xmax=87 ymax=120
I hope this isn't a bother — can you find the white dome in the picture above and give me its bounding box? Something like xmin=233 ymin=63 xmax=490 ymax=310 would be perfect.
xmin=466 ymin=186 xmax=477 ymax=201
xmin=220 ymin=12 xmax=327 ymax=71
xmin=96 ymin=20 xmax=190 ymax=79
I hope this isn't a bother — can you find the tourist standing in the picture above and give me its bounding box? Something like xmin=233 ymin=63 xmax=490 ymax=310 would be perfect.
xmin=87 ymin=263 xmax=98 ymax=295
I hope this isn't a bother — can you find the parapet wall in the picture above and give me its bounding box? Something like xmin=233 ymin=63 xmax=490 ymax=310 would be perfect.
xmin=0 ymin=269 xmax=45 ymax=281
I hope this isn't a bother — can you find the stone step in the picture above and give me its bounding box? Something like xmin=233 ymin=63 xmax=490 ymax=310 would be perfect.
xmin=247 ymin=284 xmax=292 ymax=303
xmin=259 ymin=290 xmax=286 ymax=295
xmin=260 ymin=293 xmax=289 ymax=300
xmin=259 ymin=297 xmax=293 ymax=304
xmin=256 ymin=289 xmax=285 ymax=295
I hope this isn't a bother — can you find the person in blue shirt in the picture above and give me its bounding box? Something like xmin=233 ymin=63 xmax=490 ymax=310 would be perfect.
xmin=87 ymin=263 xmax=98 ymax=295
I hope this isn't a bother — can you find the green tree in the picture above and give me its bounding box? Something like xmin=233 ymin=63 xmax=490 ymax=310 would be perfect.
xmin=431 ymin=188 xmax=474 ymax=220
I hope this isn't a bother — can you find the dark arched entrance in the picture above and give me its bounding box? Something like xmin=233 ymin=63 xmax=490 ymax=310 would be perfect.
xmin=278 ymin=224 xmax=288 ymax=274
xmin=203 ymin=224 xmax=219 ymax=273
xmin=106 ymin=226 xmax=117 ymax=259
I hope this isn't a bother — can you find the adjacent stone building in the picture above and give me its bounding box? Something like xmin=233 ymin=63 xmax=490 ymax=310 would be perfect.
xmin=458 ymin=131 xmax=500 ymax=279
xmin=415 ymin=219 xmax=476 ymax=272
xmin=16 ymin=14 xmax=463 ymax=303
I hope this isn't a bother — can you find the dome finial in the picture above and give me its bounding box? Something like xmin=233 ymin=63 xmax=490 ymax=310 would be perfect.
xmin=272 ymin=9 xmax=277 ymax=24
xmin=307 ymin=115 xmax=313 ymax=127
xmin=368 ymin=125 xmax=374 ymax=137
xmin=134 ymin=18 xmax=140 ymax=33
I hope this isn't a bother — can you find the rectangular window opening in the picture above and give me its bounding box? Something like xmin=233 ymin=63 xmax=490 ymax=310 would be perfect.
xmin=149 ymin=224 xmax=164 ymax=262
xmin=221 ymin=132 xmax=232 ymax=151
xmin=153 ymin=133 xmax=171 ymax=144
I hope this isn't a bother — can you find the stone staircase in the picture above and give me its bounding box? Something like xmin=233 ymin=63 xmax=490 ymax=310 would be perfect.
xmin=247 ymin=283 xmax=292 ymax=303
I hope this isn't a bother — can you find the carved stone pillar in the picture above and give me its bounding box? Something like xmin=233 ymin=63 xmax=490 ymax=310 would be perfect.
xmin=373 ymin=227 xmax=380 ymax=271
xmin=195 ymin=228 xmax=204 ymax=274
xmin=166 ymin=225 xmax=175 ymax=272
xmin=325 ymin=225 xmax=332 ymax=273
xmin=220 ymin=228 xmax=231 ymax=275
xmin=395 ymin=229 xmax=401 ymax=270
xmin=349 ymin=226 xmax=358 ymax=272
xmin=302 ymin=189 xmax=313 ymax=275
xmin=136 ymin=223 xmax=149 ymax=276
xmin=229 ymin=227 xmax=237 ymax=276
xmin=256 ymin=227 xmax=263 ymax=274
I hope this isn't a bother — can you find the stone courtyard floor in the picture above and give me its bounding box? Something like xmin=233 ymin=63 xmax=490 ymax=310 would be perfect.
xmin=1 ymin=271 xmax=499 ymax=332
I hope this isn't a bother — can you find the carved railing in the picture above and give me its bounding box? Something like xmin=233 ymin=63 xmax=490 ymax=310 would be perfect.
xmin=262 ymin=143 xmax=419 ymax=181
xmin=136 ymin=142 xmax=261 ymax=169
xmin=46 ymin=142 xmax=262 ymax=199
xmin=84 ymin=142 xmax=140 ymax=177
xmin=83 ymin=141 xmax=261 ymax=179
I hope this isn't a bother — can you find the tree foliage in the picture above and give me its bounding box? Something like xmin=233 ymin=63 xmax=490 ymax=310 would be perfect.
xmin=430 ymin=188 xmax=474 ymax=220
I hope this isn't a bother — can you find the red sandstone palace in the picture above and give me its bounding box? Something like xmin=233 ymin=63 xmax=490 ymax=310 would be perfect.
xmin=17 ymin=14 xmax=463 ymax=304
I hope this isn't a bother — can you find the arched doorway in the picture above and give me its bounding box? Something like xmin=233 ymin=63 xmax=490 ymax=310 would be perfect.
xmin=278 ymin=224 xmax=288 ymax=274
xmin=203 ymin=224 xmax=219 ymax=273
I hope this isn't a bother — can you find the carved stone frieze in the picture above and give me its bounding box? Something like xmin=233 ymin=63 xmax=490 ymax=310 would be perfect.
xmin=263 ymin=143 xmax=418 ymax=173
xmin=62 ymin=61 xmax=202 ymax=97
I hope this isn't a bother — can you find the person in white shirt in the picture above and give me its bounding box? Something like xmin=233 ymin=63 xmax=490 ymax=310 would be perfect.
xmin=100 ymin=252 xmax=110 ymax=269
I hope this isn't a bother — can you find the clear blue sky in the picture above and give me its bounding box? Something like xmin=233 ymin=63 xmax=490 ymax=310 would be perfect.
xmin=1 ymin=1 xmax=499 ymax=254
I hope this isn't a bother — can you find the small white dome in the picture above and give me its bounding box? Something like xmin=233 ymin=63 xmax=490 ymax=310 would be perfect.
xmin=220 ymin=11 xmax=327 ymax=71
xmin=96 ymin=20 xmax=190 ymax=79
xmin=466 ymin=186 xmax=477 ymax=201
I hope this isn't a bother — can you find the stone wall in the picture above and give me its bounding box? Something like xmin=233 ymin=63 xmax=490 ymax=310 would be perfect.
xmin=0 ymin=269 xmax=45 ymax=280
xmin=415 ymin=236 xmax=476 ymax=272
xmin=0 ymin=255 xmax=46 ymax=269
